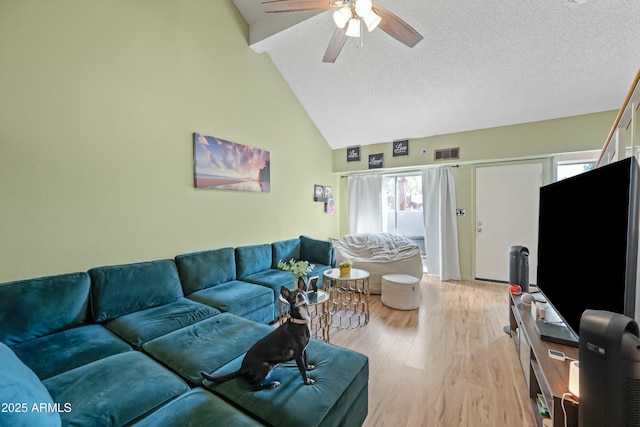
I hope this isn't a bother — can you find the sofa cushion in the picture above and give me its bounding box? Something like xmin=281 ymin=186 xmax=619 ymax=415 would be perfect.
xmin=271 ymin=238 xmax=301 ymax=268
xmin=0 ymin=272 xmax=90 ymax=346
xmin=187 ymin=280 xmax=273 ymax=324
xmin=235 ymin=244 xmax=272 ymax=279
xmin=105 ymin=298 xmax=219 ymax=348
xmin=89 ymin=260 xmax=184 ymax=322
xmin=233 ymin=304 xmax=275 ymax=325
xmin=0 ymin=342 xmax=61 ymax=427
xmin=241 ymin=269 xmax=297 ymax=321
xmin=142 ymin=313 xmax=274 ymax=387
xmin=131 ymin=388 xmax=266 ymax=427
xmin=43 ymin=351 xmax=189 ymax=427
xmin=204 ymin=339 xmax=369 ymax=427
xmin=300 ymin=235 xmax=333 ymax=267
xmin=175 ymin=247 xmax=236 ymax=295
xmin=242 ymin=269 xmax=296 ymax=292
xmin=10 ymin=324 xmax=131 ymax=380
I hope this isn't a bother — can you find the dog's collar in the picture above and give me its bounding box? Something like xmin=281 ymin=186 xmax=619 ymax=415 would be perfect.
xmin=288 ymin=317 xmax=310 ymax=325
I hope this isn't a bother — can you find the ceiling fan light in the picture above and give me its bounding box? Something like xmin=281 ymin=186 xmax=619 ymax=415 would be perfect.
xmin=333 ymin=7 xmax=351 ymax=29
xmin=363 ymin=10 xmax=381 ymax=31
xmin=346 ymin=18 xmax=361 ymax=37
xmin=354 ymin=0 xmax=372 ymax=17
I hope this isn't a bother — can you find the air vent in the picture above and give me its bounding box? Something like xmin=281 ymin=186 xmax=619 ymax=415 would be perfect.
xmin=434 ymin=147 xmax=460 ymax=161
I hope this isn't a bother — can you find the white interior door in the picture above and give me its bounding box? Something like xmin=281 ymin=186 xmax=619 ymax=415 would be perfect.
xmin=475 ymin=163 xmax=542 ymax=283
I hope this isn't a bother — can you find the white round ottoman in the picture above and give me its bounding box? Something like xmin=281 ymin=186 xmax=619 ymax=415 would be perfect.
xmin=381 ymin=274 xmax=421 ymax=310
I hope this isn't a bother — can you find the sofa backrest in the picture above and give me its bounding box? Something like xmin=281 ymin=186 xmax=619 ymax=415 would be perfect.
xmin=300 ymin=235 xmax=334 ymax=267
xmin=0 ymin=272 xmax=91 ymax=346
xmin=175 ymin=247 xmax=236 ymax=295
xmin=271 ymin=238 xmax=301 ymax=269
xmin=89 ymin=260 xmax=183 ymax=323
xmin=235 ymin=244 xmax=272 ymax=279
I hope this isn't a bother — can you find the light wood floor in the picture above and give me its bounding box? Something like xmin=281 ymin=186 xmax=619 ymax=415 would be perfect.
xmin=329 ymin=275 xmax=537 ymax=427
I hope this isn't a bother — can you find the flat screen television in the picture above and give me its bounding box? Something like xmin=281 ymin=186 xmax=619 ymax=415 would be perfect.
xmin=536 ymin=156 xmax=640 ymax=346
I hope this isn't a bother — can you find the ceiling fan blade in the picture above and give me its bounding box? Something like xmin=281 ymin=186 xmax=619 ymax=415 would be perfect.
xmin=262 ymin=0 xmax=332 ymax=13
xmin=323 ymin=26 xmax=348 ymax=63
xmin=372 ymin=5 xmax=423 ymax=48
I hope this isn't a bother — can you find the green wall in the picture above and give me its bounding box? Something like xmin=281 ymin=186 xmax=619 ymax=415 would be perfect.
xmin=334 ymin=111 xmax=618 ymax=279
xmin=0 ymin=0 xmax=623 ymax=283
xmin=0 ymin=0 xmax=339 ymax=282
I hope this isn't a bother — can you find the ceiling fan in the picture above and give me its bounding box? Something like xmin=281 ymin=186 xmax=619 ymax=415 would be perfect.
xmin=262 ymin=0 xmax=423 ymax=63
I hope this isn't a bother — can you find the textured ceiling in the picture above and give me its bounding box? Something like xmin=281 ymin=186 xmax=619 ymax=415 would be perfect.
xmin=232 ymin=0 xmax=640 ymax=150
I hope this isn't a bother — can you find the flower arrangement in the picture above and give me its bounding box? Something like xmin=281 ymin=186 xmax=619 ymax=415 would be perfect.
xmin=337 ymin=260 xmax=353 ymax=269
xmin=338 ymin=259 xmax=353 ymax=276
xmin=277 ymin=259 xmax=314 ymax=279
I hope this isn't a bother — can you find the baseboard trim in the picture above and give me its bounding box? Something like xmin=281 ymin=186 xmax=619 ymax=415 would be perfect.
xmin=475 ymin=277 xmax=509 ymax=284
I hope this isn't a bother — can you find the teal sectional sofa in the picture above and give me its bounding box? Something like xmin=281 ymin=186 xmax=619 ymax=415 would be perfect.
xmin=0 ymin=236 xmax=369 ymax=427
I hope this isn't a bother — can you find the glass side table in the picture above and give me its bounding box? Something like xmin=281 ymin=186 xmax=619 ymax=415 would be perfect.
xmin=279 ymin=290 xmax=331 ymax=342
xmin=323 ymin=268 xmax=370 ymax=329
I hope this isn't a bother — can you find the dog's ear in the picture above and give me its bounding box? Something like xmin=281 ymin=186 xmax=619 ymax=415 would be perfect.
xmin=280 ymin=286 xmax=290 ymax=298
xmin=297 ymin=277 xmax=307 ymax=292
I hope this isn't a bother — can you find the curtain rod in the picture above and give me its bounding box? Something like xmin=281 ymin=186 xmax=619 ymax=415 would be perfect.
xmin=340 ymin=165 xmax=459 ymax=178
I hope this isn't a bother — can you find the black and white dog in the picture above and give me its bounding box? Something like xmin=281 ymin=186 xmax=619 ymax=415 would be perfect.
xmin=201 ymin=277 xmax=315 ymax=391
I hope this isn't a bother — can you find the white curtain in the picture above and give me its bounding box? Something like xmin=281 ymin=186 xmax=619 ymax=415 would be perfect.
xmin=422 ymin=167 xmax=461 ymax=281
xmin=348 ymin=174 xmax=383 ymax=234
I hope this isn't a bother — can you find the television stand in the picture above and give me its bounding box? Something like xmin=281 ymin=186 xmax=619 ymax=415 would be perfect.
xmin=508 ymin=292 xmax=579 ymax=427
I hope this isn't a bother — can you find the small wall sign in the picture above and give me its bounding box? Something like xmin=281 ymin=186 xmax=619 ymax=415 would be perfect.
xmin=392 ymin=139 xmax=409 ymax=157
xmin=325 ymin=198 xmax=336 ymax=215
xmin=346 ymin=146 xmax=361 ymax=162
xmin=369 ymin=153 xmax=384 ymax=169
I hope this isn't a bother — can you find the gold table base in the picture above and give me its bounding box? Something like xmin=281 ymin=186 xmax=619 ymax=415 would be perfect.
xmin=323 ymin=268 xmax=370 ymax=329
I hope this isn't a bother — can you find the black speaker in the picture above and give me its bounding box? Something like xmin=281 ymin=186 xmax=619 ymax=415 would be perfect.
xmin=509 ymin=245 xmax=529 ymax=292
xmin=579 ymin=309 xmax=640 ymax=427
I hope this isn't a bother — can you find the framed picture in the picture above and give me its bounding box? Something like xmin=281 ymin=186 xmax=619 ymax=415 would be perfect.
xmin=193 ymin=133 xmax=270 ymax=192
xmin=393 ymin=139 xmax=409 ymax=157
xmin=323 ymin=186 xmax=333 ymax=199
xmin=314 ymin=184 xmax=325 ymax=201
xmin=308 ymin=276 xmax=319 ymax=293
xmin=369 ymin=153 xmax=383 ymax=169
xmin=347 ymin=146 xmax=361 ymax=162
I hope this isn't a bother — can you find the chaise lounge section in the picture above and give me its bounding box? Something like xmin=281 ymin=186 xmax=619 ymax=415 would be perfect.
xmin=0 ymin=236 xmax=368 ymax=427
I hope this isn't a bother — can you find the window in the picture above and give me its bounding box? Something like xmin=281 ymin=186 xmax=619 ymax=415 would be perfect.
xmin=557 ymin=161 xmax=596 ymax=181
xmin=382 ymin=174 xmax=425 ymax=254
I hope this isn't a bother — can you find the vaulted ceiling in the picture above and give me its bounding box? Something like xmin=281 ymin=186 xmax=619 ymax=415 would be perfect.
xmin=232 ymin=0 xmax=640 ymax=150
